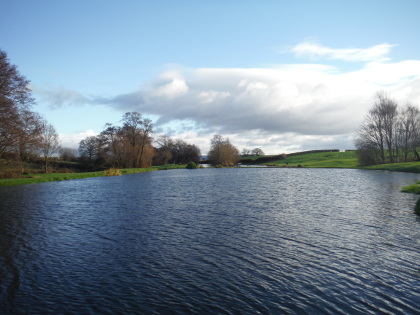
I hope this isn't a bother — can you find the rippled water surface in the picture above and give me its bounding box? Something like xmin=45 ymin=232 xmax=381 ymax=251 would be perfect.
xmin=1 ymin=168 xmax=420 ymax=314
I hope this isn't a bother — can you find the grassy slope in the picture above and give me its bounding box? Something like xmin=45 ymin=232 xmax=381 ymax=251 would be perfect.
xmin=0 ymin=165 xmax=185 ymax=187
xmin=247 ymin=151 xmax=420 ymax=173
xmin=249 ymin=151 xmax=359 ymax=168
xmin=283 ymin=151 xmax=358 ymax=168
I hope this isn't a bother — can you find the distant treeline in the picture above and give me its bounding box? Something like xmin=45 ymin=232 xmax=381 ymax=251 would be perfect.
xmin=355 ymin=91 xmax=420 ymax=166
xmin=286 ymin=149 xmax=340 ymax=157
xmin=240 ymin=154 xmax=287 ymax=164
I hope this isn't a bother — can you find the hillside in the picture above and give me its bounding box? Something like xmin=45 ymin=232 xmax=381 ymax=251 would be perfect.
xmin=242 ymin=150 xmax=420 ymax=173
xmin=242 ymin=150 xmax=358 ymax=168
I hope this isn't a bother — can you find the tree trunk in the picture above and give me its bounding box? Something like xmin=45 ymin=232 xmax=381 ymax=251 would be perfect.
xmin=414 ymin=148 xmax=420 ymax=161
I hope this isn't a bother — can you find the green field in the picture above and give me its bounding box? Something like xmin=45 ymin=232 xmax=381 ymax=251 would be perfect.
xmin=267 ymin=151 xmax=358 ymax=168
xmin=244 ymin=151 xmax=420 ymax=173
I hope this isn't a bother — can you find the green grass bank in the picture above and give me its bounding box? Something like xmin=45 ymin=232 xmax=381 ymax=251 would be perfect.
xmin=401 ymin=183 xmax=420 ymax=215
xmin=0 ymin=165 xmax=185 ymax=187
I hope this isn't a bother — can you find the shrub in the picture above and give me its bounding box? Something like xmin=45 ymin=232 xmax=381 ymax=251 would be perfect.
xmin=186 ymin=162 xmax=197 ymax=169
xmin=104 ymin=168 xmax=122 ymax=176
xmin=0 ymin=171 xmax=21 ymax=179
xmin=208 ymin=135 xmax=240 ymax=166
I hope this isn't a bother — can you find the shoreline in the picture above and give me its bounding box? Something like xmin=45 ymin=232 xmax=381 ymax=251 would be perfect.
xmin=2 ymin=153 xmax=420 ymax=187
xmin=0 ymin=165 xmax=185 ymax=187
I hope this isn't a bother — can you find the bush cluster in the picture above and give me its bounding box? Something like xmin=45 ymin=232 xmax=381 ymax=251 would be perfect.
xmin=186 ymin=162 xmax=198 ymax=169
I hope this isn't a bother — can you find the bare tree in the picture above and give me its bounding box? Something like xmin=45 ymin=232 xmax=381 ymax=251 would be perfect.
xmin=60 ymin=147 xmax=78 ymax=161
xmin=137 ymin=118 xmax=154 ymax=167
xmin=153 ymin=147 xmax=173 ymax=165
xmin=355 ymin=91 xmax=399 ymax=165
xmin=252 ymin=148 xmax=265 ymax=156
xmin=0 ymin=50 xmax=33 ymax=108
xmin=154 ymin=135 xmax=201 ymax=165
xmin=153 ymin=135 xmax=173 ymax=165
xmin=169 ymin=139 xmax=201 ymax=164
xmin=0 ymin=50 xmax=34 ymax=158
xmin=400 ymin=103 xmax=420 ymax=161
xmin=79 ymin=136 xmax=100 ymax=162
xmin=355 ymin=131 xmax=382 ymax=166
xmin=242 ymin=148 xmax=251 ymax=156
xmin=0 ymin=97 xmax=20 ymax=157
xmin=356 ymin=111 xmax=384 ymax=165
xmin=39 ymin=122 xmax=61 ymax=173
xmin=396 ymin=104 xmax=417 ymax=161
xmin=375 ymin=92 xmax=399 ymax=162
xmin=100 ymin=123 xmax=125 ymax=167
xmin=95 ymin=113 xmax=155 ymax=169
xmin=121 ymin=112 xmax=143 ymax=168
xmin=120 ymin=112 xmax=154 ymax=168
xmin=16 ymin=110 xmax=43 ymax=172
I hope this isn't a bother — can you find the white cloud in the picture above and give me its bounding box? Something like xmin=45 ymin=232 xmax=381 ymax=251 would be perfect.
xmin=348 ymin=60 xmax=420 ymax=85
xmin=198 ymin=90 xmax=230 ymax=104
xmin=108 ymin=65 xmax=384 ymax=134
xmin=150 ymin=71 xmax=189 ymax=99
xmin=32 ymin=85 xmax=90 ymax=109
xmin=153 ymin=77 xmax=189 ymax=99
xmin=59 ymin=129 xmax=98 ymax=149
xmin=108 ymin=58 xmax=419 ymax=153
xmin=35 ymin=42 xmax=420 ymax=154
xmin=291 ymin=41 xmax=397 ymax=62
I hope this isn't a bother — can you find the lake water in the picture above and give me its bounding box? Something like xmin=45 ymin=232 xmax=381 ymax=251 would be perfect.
xmin=1 ymin=168 xmax=419 ymax=314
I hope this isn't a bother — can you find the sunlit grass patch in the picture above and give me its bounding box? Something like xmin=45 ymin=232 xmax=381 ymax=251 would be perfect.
xmin=401 ymin=183 xmax=420 ymax=194
xmin=255 ymin=151 xmax=359 ymax=168
xmin=362 ymin=162 xmax=420 ymax=173
xmin=104 ymin=168 xmax=122 ymax=176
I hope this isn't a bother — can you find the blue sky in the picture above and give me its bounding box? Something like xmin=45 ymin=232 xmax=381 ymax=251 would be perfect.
xmin=2 ymin=0 xmax=420 ymax=154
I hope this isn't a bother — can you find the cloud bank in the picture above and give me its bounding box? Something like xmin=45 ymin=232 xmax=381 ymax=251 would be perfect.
xmin=37 ymin=41 xmax=420 ymax=154
xmin=291 ymin=41 xmax=397 ymax=62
